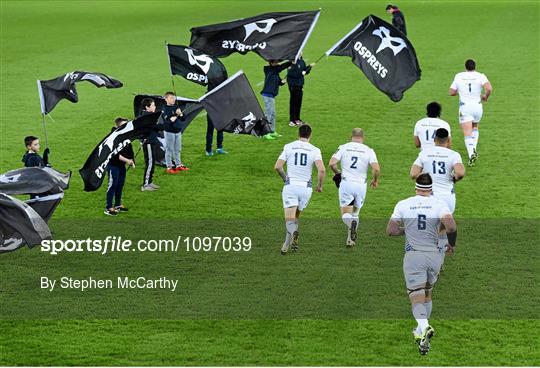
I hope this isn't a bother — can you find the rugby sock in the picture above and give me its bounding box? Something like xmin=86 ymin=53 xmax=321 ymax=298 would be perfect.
xmin=352 ymin=215 xmax=359 ymax=229
xmin=341 ymin=213 xmax=354 ymax=229
xmin=412 ymin=303 xmax=429 ymax=332
xmin=285 ymin=220 xmax=298 ymax=244
xmin=438 ymin=234 xmax=448 ymax=249
xmin=472 ymin=129 xmax=479 ymax=150
xmin=424 ymin=301 xmax=433 ymax=318
xmin=464 ymin=136 xmax=475 ymax=158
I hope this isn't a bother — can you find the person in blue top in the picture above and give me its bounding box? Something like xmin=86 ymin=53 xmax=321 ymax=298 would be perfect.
xmin=261 ymin=60 xmax=291 ymax=140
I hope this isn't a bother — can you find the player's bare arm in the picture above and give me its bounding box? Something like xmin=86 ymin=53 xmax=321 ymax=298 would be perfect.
xmin=481 ymin=82 xmax=492 ymax=101
xmin=414 ymin=135 xmax=421 ymax=148
xmin=328 ymin=157 xmax=340 ymax=174
xmin=315 ymin=159 xmax=325 ymax=192
xmin=441 ymin=214 xmax=457 ymax=255
xmin=410 ymin=164 xmax=422 ymax=180
xmin=274 ymin=159 xmax=287 ymax=182
xmin=452 ymin=163 xmax=466 ymax=182
xmin=449 ymin=87 xmax=457 ymax=96
xmin=370 ymin=162 xmax=380 ymax=188
xmin=386 ymin=219 xmax=405 ymax=236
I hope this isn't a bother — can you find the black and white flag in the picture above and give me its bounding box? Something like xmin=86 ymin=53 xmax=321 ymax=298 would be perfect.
xmin=0 ymin=193 xmax=52 ymax=253
xmin=326 ymin=15 xmax=421 ymax=102
xmin=166 ymin=44 xmax=228 ymax=86
xmin=79 ymin=112 xmax=161 ymax=192
xmin=37 ymin=71 xmax=123 ymax=114
xmin=190 ymin=10 xmax=320 ymax=61
xmin=0 ymin=167 xmax=70 ymax=195
xmin=198 ymin=71 xmax=271 ymax=137
xmin=133 ymin=94 xmax=204 ymax=127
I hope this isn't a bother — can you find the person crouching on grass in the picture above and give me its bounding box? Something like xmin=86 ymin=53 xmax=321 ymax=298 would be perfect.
xmin=22 ymin=135 xmax=50 ymax=167
xmin=261 ymin=59 xmax=292 ymax=140
xmin=104 ymin=117 xmax=135 ymax=216
xmin=162 ymin=92 xmax=188 ymax=174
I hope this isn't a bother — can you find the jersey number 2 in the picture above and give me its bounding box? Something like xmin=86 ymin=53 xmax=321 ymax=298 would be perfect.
xmin=350 ymin=156 xmax=358 ymax=169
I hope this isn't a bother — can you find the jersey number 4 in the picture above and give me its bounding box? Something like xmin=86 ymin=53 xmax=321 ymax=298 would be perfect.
xmin=294 ymin=152 xmax=308 ymax=166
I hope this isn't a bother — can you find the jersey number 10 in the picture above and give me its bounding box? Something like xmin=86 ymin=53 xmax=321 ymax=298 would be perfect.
xmin=294 ymin=152 xmax=308 ymax=166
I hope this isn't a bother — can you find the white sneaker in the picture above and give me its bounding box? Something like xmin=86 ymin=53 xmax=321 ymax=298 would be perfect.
xmin=149 ymin=183 xmax=160 ymax=189
xmin=289 ymin=121 xmax=296 ymax=127
xmin=141 ymin=185 xmax=156 ymax=192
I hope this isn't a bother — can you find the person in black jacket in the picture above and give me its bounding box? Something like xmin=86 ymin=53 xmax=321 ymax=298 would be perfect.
xmin=286 ymin=56 xmax=313 ymax=127
xmin=104 ymin=117 xmax=135 ymax=216
xmin=22 ymin=136 xmax=50 ymax=167
xmin=139 ymin=98 xmax=161 ymax=191
xmin=205 ymin=74 xmax=228 ymax=156
xmin=261 ymin=60 xmax=292 ymax=140
xmin=161 ymin=92 xmax=187 ymax=173
xmin=386 ymin=4 xmax=407 ymax=35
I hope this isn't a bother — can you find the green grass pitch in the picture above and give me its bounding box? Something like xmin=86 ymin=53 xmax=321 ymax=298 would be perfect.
xmin=0 ymin=0 xmax=539 ymax=366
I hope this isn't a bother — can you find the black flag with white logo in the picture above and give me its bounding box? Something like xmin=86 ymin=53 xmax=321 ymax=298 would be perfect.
xmin=199 ymin=71 xmax=271 ymax=137
xmin=166 ymin=44 xmax=228 ymax=86
xmin=0 ymin=193 xmax=52 ymax=253
xmin=133 ymin=94 xmax=204 ymax=129
xmin=0 ymin=167 xmax=70 ymax=195
xmin=37 ymin=71 xmax=123 ymax=114
xmin=326 ymin=15 xmax=421 ymax=102
xmin=190 ymin=10 xmax=320 ymax=61
xmin=79 ymin=112 xmax=161 ymax=192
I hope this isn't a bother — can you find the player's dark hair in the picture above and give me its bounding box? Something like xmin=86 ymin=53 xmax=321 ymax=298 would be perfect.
xmin=24 ymin=136 xmax=38 ymax=147
xmin=386 ymin=4 xmax=396 ymax=10
xmin=164 ymin=91 xmax=175 ymax=97
xmin=465 ymin=59 xmax=476 ymax=71
xmin=416 ymin=173 xmax=433 ymax=187
xmin=141 ymin=98 xmax=154 ymax=109
xmin=435 ymin=128 xmax=449 ymax=143
xmin=114 ymin=117 xmax=128 ymax=126
xmin=298 ymin=124 xmax=312 ymax=138
xmin=426 ymin=102 xmax=441 ymax=118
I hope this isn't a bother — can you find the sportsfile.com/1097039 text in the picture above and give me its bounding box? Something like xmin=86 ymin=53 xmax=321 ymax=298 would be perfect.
xmin=40 ymin=236 xmax=253 ymax=255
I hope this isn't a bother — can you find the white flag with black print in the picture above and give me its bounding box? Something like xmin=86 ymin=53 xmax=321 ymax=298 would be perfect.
xmin=166 ymin=44 xmax=228 ymax=86
xmin=190 ymin=10 xmax=320 ymax=61
xmin=326 ymin=15 xmax=421 ymax=102
xmin=37 ymin=71 xmax=123 ymax=114
xmin=79 ymin=112 xmax=161 ymax=192
xmin=198 ymin=71 xmax=271 ymax=137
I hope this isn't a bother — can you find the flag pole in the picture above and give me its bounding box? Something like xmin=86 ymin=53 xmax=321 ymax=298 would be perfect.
xmin=37 ymin=79 xmax=49 ymax=148
xmin=41 ymin=113 xmax=49 ymax=148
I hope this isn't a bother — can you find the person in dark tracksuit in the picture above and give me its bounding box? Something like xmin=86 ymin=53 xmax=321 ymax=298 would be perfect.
xmin=205 ymin=73 xmax=228 ymax=156
xmin=104 ymin=117 xmax=135 ymax=216
xmin=261 ymin=60 xmax=292 ymax=140
xmin=386 ymin=4 xmax=407 ymax=35
xmin=22 ymin=136 xmax=50 ymax=168
xmin=139 ymin=98 xmax=161 ymax=191
xmin=286 ymin=56 xmax=313 ymax=127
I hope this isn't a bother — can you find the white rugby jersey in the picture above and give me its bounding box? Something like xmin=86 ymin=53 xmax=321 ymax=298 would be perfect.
xmin=450 ymin=71 xmax=489 ymax=104
xmin=391 ymin=195 xmax=451 ymax=252
xmin=332 ymin=142 xmax=377 ymax=183
xmin=413 ymin=146 xmax=462 ymax=195
xmin=413 ymin=118 xmax=451 ymax=150
xmin=278 ymin=140 xmax=322 ymax=186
